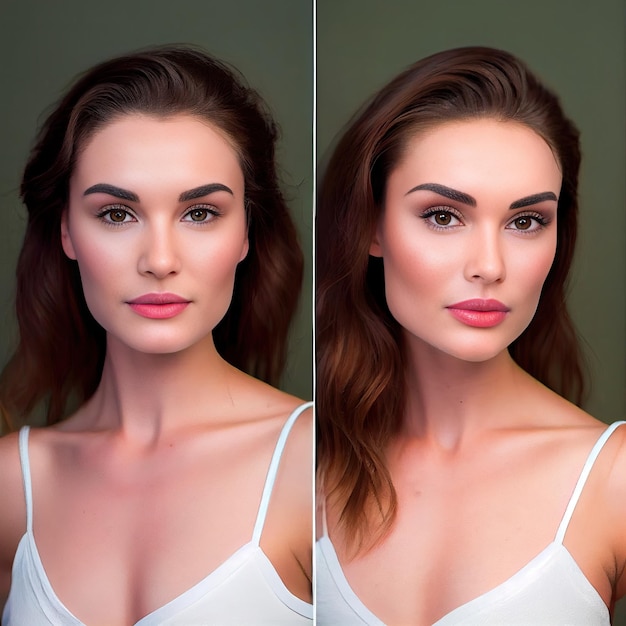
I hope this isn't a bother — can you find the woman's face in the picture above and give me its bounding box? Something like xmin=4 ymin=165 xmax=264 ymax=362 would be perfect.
xmin=62 ymin=113 xmax=248 ymax=355
xmin=371 ymin=118 xmax=562 ymax=363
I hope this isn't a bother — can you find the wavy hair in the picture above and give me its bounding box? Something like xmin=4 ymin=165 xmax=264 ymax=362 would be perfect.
xmin=316 ymin=46 xmax=584 ymax=554
xmin=1 ymin=45 xmax=303 ymax=429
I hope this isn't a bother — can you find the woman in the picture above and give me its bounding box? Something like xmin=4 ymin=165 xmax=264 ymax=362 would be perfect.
xmin=316 ymin=47 xmax=625 ymax=625
xmin=0 ymin=46 xmax=312 ymax=624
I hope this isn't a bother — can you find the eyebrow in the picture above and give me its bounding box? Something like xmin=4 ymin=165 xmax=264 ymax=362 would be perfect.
xmin=83 ymin=183 xmax=138 ymax=202
xmin=178 ymin=183 xmax=234 ymax=201
xmin=406 ymin=183 xmax=558 ymax=209
xmin=406 ymin=183 xmax=476 ymax=206
xmin=82 ymin=182 xmax=234 ymax=203
xmin=509 ymin=192 xmax=558 ymax=209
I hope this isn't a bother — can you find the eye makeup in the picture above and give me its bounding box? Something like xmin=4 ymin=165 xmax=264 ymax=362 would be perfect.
xmin=418 ymin=205 xmax=554 ymax=234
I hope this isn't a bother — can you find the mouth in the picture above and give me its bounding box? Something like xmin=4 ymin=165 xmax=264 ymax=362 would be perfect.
xmin=446 ymin=299 xmax=510 ymax=328
xmin=126 ymin=293 xmax=190 ymax=319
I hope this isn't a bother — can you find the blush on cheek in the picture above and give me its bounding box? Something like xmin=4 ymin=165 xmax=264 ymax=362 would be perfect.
xmin=531 ymin=244 xmax=558 ymax=294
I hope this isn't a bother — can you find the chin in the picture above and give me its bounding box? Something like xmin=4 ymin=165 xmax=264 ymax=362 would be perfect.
xmin=442 ymin=327 xmax=530 ymax=364
xmin=449 ymin=346 xmax=507 ymax=364
xmin=406 ymin=329 xmax=519 ymax=365
xmin=105 ymin=328 xmax=215 ymax=357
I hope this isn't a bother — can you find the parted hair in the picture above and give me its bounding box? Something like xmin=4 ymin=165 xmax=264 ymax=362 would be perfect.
xmin=316 ymin=46 xmax=584 ymax=554
xmin=0 ymin=45 xmax=303 ymax=429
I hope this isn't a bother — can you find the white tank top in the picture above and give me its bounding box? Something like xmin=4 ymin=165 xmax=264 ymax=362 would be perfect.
xmin=316 ymin=421 xmax=625 ymax=625
xmin=3 ymin=402 xmax=313 ymax=625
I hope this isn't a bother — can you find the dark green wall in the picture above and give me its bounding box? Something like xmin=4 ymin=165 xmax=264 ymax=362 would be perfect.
xmin=0 ymin=0 xmax=313 ymax=399
xmin=317 ymin=0 xmax=626 ymax=424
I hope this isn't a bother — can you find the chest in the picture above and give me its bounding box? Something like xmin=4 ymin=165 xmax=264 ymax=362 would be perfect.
xmin=332 ymin=442 xmax=614 ymax=625
xmin=27 ymin=436 xmax=272 ymax=624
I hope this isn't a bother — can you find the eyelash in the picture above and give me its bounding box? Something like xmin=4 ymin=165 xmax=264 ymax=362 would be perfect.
xmin=95 ymin=203 xmax=221 ymax=227
xmin=420 ymin=206 xmax=464 ymax=231
xmin=419 ymin=206 xmax=551 ymax=234
xmin=95 ymin=204 xmax=136 ymax=226
xmin=181 ymin=204 xmax=221 ymax=224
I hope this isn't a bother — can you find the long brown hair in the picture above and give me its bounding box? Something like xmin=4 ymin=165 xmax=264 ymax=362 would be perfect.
xmin=1 ymin=45 xmax=303 ymax=430
xmin=317 ymin=46 xmax=584 ymax=553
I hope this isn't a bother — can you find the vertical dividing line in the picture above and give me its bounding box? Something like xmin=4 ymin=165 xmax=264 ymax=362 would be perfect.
xmin=311 ymin=0 xmax=317 ymax=403
xmin=311 ymin=0 xmax=318 ymax=620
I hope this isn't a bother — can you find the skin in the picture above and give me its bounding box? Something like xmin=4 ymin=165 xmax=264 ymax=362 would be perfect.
xmin=0 ymin=114 xmax=312 ymax=624
xmin=325 ymin=119 xmax=626 ymax=625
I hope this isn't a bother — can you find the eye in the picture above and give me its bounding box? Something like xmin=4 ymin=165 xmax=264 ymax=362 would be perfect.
xmin=97 ymin=205 xmax=135 ymax=225
xmin=421 ymin=207 xmax=463 ymax=230
xmin=432 ymin=212 xmax=455 ymax=226
xmin=506 ymin=213 xmax=549 ymax=233
xmin=182 ymin=205 xmax=220 ymax=223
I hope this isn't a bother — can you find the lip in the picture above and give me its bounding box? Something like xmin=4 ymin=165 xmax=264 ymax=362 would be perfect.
xmin=447 ymin=299 xmax=510 ymax=312
xmin=446 ymin=299 xmax=510 ymax=328
xmin=126 ymin=293 xmax=190 ymax=319
xmin=127 ymin=293 xmax=189 ymax=305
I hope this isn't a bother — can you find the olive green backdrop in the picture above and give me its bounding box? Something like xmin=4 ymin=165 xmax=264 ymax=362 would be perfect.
xmin=317 ymin=0 xmax=626 ymax=423
xmin=317 ymin=1 xmax=625 ymax=621
xmin=0 ymin=0 xmax=313 ymax=400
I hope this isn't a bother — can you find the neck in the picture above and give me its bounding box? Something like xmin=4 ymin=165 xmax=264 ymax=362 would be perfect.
xmin=79 ymin=333 xmax=241 ymax=443
xmin=402 ymin=338 xmax=529 ymax=449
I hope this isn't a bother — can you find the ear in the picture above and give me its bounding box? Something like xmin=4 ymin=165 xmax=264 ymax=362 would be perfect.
xmin=238 ymin=233 xmax=249 ymax=263
xmin=369 ymin=223 xmax=384 ymax=258
xmin=60 ymin=211 xmax=77 ymax=260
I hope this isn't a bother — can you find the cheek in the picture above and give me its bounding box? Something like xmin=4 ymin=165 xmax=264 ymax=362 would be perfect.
xmin=511 ymin=238 xmax=558 ymax=300
xmin=380 ymin=223 xmax=456 ymax=300
xmin=71 ymin=235 xmax=127 ymax=287
xmin=69 ymin=239 xmax=129 ymax=328
xmin=185 ymin=229 xmax=249 ymax=305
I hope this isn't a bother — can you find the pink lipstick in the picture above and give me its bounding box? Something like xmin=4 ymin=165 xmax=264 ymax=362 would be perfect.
xmin=127 ymin=293 xmax=190 ymax=319
xmin=446 ymin=299 xmax=510 ymax=328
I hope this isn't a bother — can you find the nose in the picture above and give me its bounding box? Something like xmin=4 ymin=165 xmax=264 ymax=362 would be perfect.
xmin=463 ymin=226 xmax=506 ymax=284
xmin=137 ymin=222 xmax=182 ymax=278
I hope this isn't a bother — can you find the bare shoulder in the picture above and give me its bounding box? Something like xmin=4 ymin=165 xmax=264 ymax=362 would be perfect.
xmin=522 ymin=380 xmax=626 ymax=598
xmin=0 ymin=431 xmax=27 ymax=604
xmin=265 ymin=390 xmax=313 ymax=486
xmin=0 ymin=431 xmax=26 ymax=538
xmin=266 ymin=399 xmax=313 ymax=580
xmin=279 ymin=399 xmax=313 ymax=484
xmin=521 ymin=374 xmax=611 ymax=438
xmin=600 ymin=420 xmax=626 ymax=599
xmin=548 ymin=394 xmax=626 ymax=599
xmin=219 ymin=363 xmax=304 ymax=415
xmin=604 ymin=420 xmax=626 ymax=491
xmin=245 ymin=383 xmax=313 ymax=583
xmin=229 ymin=369 xmax=313 ymax=500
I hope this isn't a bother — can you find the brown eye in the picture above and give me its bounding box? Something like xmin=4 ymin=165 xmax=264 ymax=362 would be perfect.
xmin=434 ymin=212 xmax=452 ymax=226
xmin=183 ymin=206 xmax=218 ymax=223
xmin=97 ymin=205 xmax=135 ymax=225
xmin=422 ymin=208 xmax=461 ymax=229
xmin=109 ymin=209 xmax=129 ymax=223
xmin=513 ymin=216 xmax=532 ymax=230
xmin=190 ymin=209 xmax=209 ymax=222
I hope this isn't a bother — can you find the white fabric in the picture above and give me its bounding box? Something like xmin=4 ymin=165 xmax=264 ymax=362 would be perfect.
xmin=316 ymin=421 xmax=626 ymax=625
xmin=3 ymin=401 xmax=313 ymax=626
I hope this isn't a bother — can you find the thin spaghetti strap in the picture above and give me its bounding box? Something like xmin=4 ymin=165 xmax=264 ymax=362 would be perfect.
xmin=251 ymin=401 xmax=313 ymax=545
xmin=17 ymin=426 xmax=33 ymax=533
xmin=554 ymin=421 xmax=626 ymax=544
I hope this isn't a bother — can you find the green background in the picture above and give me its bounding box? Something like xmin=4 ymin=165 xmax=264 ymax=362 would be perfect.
xmin=0 ymin=0 xmax=313 ymax=401
xmin=317 ymin=1 xmax=625 ymax=621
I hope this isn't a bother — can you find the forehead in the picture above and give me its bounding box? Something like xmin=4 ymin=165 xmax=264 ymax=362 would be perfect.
xmin=72 ymin=114 xmax=244 ymax=192
xmin=388 ymin=119 xmax=562 ymax=199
